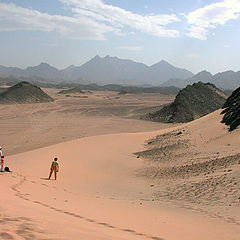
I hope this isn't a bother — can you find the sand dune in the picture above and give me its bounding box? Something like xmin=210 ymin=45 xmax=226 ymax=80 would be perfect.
xmin=1 ymin=109 xmax=239 ymax=239
xmin=0 ymin=89 xmax=175 ymax=156
xmin=1 ymin=89 xmax=239 ymax=240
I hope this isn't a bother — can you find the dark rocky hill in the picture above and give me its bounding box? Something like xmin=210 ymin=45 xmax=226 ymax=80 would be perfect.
xmin=145 ymin=82 xmax=227 ymax=123
xmin=221 ymin=86 xmax=240 ymax=131
xmin=0 ymin=81 xmax=54 ymax=104
xmin=58 ymin=86 xmax=85 ymax=94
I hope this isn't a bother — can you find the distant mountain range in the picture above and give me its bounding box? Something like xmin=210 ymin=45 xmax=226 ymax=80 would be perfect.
xmin=0 ymin=55 xmax=193 ymax=86
xmin=161 ymin=70 xmax=240 ymax=90
xmin=0 ymin=55 xmax=239 ymax=89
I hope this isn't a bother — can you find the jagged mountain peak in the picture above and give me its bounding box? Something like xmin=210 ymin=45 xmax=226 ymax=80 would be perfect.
xmin=64 ymin=64 xmax=76 ymax=70
xmin=195 ymin=70 xmax=212 ymax=76
xmin=26 ymin=62 xmax=58 ymax=71
xmin=39 ymin=62 xmax=51 ymax=67
xmin=191 ymin=70 xmax=213 ymax=81
xmin=150 ymin=60 xmax=174 ymax=69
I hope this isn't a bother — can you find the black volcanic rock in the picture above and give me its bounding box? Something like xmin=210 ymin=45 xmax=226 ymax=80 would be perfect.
xmin=146 ymin=82 xmax=227 ymax=123
xmin=221 ymin=86 xmax=240 ymax=131
xmin=58 ymin=86 xmax=85 ymax=94
xmin=0 ymin=81 xmax=54 ymax=104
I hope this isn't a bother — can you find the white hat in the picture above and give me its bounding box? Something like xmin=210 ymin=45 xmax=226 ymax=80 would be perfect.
xmin=0 ymin=146 xmax=2 ymax=149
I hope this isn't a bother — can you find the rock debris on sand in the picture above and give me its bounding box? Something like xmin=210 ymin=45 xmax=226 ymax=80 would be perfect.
xmin=135 ymin=111 xmax=240 ymax=224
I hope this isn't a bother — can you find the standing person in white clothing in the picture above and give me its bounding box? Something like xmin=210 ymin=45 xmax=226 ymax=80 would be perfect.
xmin=0 ymin=146 xmax=3 ymax=172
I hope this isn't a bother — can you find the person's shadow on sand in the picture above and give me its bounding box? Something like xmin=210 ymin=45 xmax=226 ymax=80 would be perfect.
xmin=40 ymin=177 xmax=53 ymax=180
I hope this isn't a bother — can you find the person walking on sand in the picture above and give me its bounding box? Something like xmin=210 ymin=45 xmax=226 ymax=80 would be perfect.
xmin=48 ymin=157 xmax=59 ymax=180
xmin=0 ymin=146 xmax=3 ymax=172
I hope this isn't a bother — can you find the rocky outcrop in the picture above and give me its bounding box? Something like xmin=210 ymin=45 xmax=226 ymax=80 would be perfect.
xmin=221 ymin=86 xmax=240 ymax=131
xmin=0 ymin=81 xmax=54 ymax=104
xmin=146 ymin=82 xmax=227 ymax=123
xmin=58 ymin=87 xmax=85 ymax=94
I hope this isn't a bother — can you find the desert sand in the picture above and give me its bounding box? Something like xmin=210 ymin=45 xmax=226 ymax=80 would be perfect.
xmin=0 ymin=89 xmax=239 ymax=240
xmin=0 ymin=89 xmax=175 ymax=156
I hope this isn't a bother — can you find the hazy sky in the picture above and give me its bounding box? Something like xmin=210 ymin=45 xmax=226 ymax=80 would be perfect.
xmin=0 ymin=0 xmax=240 ymax=74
